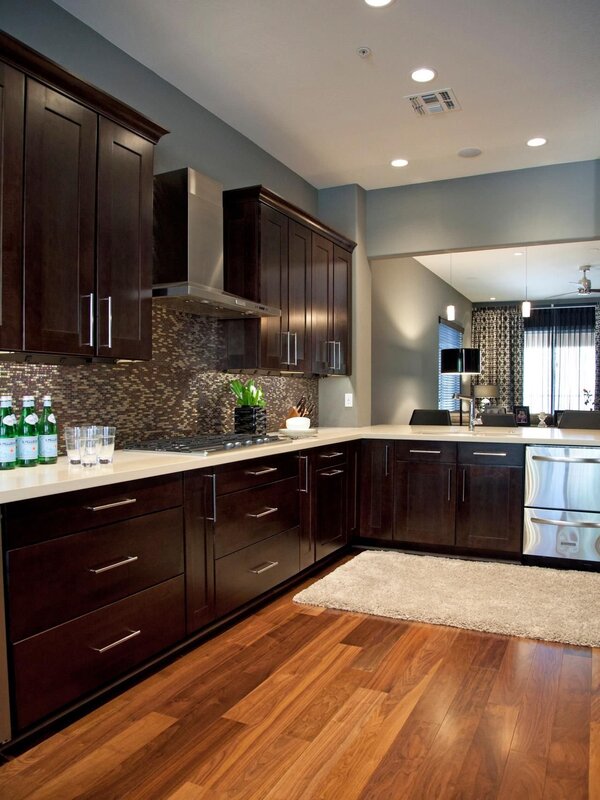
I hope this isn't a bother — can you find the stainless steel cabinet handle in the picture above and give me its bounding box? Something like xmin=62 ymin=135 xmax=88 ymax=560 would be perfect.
xmin=410 ymin=449 xmax=442 ymax=455
xmin=472 ymin=451 xmax=507 ymax=457
xmin=530 ymin=517 xmax=600 ymax=529
xmin=532 ymin=455 xmax=600 ymax=464
xmin=88 ymin=555 xmax=139 ymax=574
xmin=291 ymin=332 xmax=298 ymax=366
xmin=246 ymin=466 xmax=278 ymax=476
xmin=84 ymin=498 xmax=137 ymax=512
xmin=320 ymin=452 xmax=344 ymax=459
xmin=327 ymin=340 xmax=336 ymax=370
xmin=281 ymin=331 xmax=290 ymax=365
xmin=246 ymin=506 xmax=278 ymax=518
xmin=298 ymin=454 xmax=309 ymax=494
xmin=335 ymin=341 xmax=341 ymax=371
xmin=206 ymin=473 xmax=217 ymax=522
xmin=81 ymin=293 xmax=94 ymax=346
xmin=91 ymin=629 xmax=141 ymax=654
xmin=321 ymin=469 xmax=343 ymax=477
xmin=100 ymin=296 xmax=112 ymax=348
xmin=461 ymin=468 xmax=466 ymax=502
xmin=249 ymin=561 xmax=279 ymax=575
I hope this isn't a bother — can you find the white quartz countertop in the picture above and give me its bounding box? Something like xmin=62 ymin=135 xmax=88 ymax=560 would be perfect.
xmin=1 ymin=424 xmax=599 ymax=504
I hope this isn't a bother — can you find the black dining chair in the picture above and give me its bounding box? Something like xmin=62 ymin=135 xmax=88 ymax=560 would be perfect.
xmin=409 ymin=409 xmax=452 ymax=425
xmin=557 ymin=410 xmax=600 ymax=429
xmin=480 ymin=413 xmax=517 ymax=426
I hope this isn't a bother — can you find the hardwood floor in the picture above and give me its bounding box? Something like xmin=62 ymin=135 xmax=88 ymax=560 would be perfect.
xmin=1 ymin=564 xmax=599 ymax=799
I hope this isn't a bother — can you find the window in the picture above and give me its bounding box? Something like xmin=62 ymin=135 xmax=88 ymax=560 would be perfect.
xmin=438 ymin=318 xmax=463 ymax=411
xmin=523 ymin=306 xmax=595 ymax=413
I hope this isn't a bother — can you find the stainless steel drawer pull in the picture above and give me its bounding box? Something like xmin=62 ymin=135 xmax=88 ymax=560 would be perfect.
xmin=91 ymin=629 xmax=141 ymax=654
xmin=409 ymin=449 xmax=441 ymax=455
xmin=320 ymin=452 xmax=344 ymax=459
xmin=249 ymin=561 xmax=279 ymax=575
xmin=472 ymin=452 xmax=507 ymax=457
xmin=246 ymin=506 xmax=278 ymax=518
xmin=530 ymin=517 xmax=600 ymax=529
xmin=245 ymin=466 xmax=278 ymax=476
xmin=322 ymin=469 xmax=344 ymax=477
xmin=84 ymin=498 xmax=137 ymax=512
xmin=88 ymin=555 xmax=139 ymax=574
xmin=298 ymin=454 xmax=309 ymax=494
xmin=532 ymin=455 xmax=600 ymax=465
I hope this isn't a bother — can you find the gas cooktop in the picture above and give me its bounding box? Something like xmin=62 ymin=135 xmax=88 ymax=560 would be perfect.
xmin=124 ymin=432 xmax=284 ymax=456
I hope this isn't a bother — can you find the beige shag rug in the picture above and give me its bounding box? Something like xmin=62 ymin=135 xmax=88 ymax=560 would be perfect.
xmin=294 ymin=550 xmax=600 ymax=647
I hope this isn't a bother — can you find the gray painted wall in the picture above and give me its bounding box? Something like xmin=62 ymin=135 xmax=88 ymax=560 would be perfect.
xmin=0 ymin=0 xmax=318 ymax=211
xmin=366 ymin=160 xmax=600 ymax=258
xmin=317 ymin=185 xmax=371 ymax=427
xmin=371 ymin=257 xmax=472 ymax=425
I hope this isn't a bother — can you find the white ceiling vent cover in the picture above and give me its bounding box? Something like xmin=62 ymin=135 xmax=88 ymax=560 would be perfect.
xmin=405 ymin=88 xmax=461 ymax=116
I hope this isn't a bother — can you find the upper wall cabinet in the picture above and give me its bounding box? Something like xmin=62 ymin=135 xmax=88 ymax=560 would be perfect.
xmin=0 ymin=33 xmax=167 ymax=361
xmin=223 ymin=186 xmax=355 ymax=376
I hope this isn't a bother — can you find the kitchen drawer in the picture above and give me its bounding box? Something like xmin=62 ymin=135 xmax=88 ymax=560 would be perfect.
xmin=312 ymin=445 xmax=347 ymax=468
xmin=215 ymin=527 xmax=300 ymax=617
xmin=395 ymin=441 xmax=457 ymax=463
xmin=458 ymin=442 xmax=524 ymax=467
xmin=3 ymin=473 xmax=183 ymax=547
xmin=12 ymin=575 xmax=185 ymax=731
xmin=7 ymin=507 xmax=184 ymax=642
xmin=216 ymin=452 xmax=298 ymax=495
xmin=215 ymin=477 xmax=299 ymax=558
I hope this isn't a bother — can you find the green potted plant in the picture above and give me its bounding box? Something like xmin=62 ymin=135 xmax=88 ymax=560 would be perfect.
xmin=229 ymin=378 xmax=267 ymax=435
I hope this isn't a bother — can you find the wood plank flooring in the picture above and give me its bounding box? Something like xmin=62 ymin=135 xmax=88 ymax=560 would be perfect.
xmin=1 ymin=565 xmax=599 ymax=799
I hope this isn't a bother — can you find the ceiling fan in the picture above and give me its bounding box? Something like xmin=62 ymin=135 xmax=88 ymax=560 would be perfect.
xmin=550 ymin=265 xmax=600 ymax=298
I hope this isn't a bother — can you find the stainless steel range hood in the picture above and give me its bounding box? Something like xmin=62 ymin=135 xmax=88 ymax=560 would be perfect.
xmin=152 ymin=168 xmax=280 ymax=318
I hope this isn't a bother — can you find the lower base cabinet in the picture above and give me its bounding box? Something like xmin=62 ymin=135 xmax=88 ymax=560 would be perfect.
xmin=358 ymin=440 xmax=394 ymax=541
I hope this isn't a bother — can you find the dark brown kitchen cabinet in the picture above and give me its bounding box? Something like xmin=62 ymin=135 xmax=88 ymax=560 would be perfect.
xmin=313 ymin=454 xmax=348 ymax=560
xmin=0 ymin=61 xmax=24 ymax=350
xmin=0 ymin=32 xmax=166 ymax=360
xmin=183 ymin=471 xmax=215 ymax=634
xmin=394 ymin=442 xmax=457 ymax=547
xmin=455 ymin=443 xmax=524 ymax=554
xmin=223 ymin=185 xmax=355 ymax=375
xmin=358 ymin=440 xmax=395 ymax=541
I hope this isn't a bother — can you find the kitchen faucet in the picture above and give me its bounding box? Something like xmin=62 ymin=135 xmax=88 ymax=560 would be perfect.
xmin=453 ymin=393 xmax=476 ymax=431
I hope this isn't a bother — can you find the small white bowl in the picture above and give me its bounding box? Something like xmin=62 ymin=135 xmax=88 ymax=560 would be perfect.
xmin=286 ymin=416 xmax=310 ymax=430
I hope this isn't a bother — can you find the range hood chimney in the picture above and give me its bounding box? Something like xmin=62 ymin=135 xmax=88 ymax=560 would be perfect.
xmin=152 ymin=168 xmax=280 ymax=318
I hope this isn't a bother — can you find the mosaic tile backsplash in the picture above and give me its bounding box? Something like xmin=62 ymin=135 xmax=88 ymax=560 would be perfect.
xmin=0 ymin=307 xmax=319 ymax=452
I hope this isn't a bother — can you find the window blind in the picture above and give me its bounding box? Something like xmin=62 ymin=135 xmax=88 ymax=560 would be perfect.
xmin=438 ymin=319 xmax=463 ymax=410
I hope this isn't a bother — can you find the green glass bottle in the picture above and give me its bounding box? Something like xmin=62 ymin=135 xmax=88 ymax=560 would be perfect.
xmin=0 ymin=395 xmax=17 ymax=470
xmin=38 ymin=394 xmax=58 ymax=465
xmin=16 ymin=395 xmax=39 ymax=467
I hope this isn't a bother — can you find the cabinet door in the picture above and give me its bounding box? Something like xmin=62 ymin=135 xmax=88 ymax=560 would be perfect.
xmin=311 ymin=233 xmax=333 ymax=375
xmin=24 ymin=80 xmax=96 ymax=355
xmin=97 ymin=119 xmax=153 ymax=360
xmin=456 ymin=465 xmax=523 ymax=554
xmin=314 ymin=464 xmax=347 ymax=560
xmin=286 ymin=221 xmax=311 ymax=371
xmin=298 ymin=452 xmax=313 ymax=569
xmin=184 ymin=471 xmax=215 ymax=634
xmin=258 ymin=204 xmax=288 ymax=369
xmin=346 ymin=441 xmax=360 ymax=540
xmin=0 ymin=62 xmax=24 ymax=350
xmin=394 ymin=461 xmax=456 ymax=546
xmin=358 ymin=441 xmax=394 ymax=540
xmin=332 ymin=245 xmax=351 ymax=375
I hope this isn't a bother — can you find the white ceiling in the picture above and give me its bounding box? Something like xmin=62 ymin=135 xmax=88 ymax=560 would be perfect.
xmin=53 ymin=0 xmax=600 ymax=191
xmin=414 ymin=241 xmax=600 ymax=303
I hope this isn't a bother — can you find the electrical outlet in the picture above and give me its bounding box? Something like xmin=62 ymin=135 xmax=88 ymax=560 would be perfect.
xmin=344 ymin=393 xmax=353 ymax=408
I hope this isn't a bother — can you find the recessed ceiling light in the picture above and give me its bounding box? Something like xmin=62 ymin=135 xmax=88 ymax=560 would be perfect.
xmin=390 ymin=158 xmax=408 ymax=168
xmin=490 ymin=297 xmax=496 ymax=301
xmin=457 ymin=147 xmax=482 ymax=158
xmin=527 ymin=137 xmax=547 ymax=147
xmin=411 ymin=67 xmax=437 ymax=83
xmin=365 ymin=0 xmax=395 ymax=6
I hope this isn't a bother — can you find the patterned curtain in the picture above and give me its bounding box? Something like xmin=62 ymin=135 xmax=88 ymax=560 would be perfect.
xmin=471 ymin=306 xmax=524 ymax=411
xmin=595 ymin=304 xmax=600 ymax=411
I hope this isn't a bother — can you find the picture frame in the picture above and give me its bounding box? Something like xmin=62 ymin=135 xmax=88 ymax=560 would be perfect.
xmin=513 ymin=405 xmax=530 ymax=426
xmin=554 ymin=409 xmax=565 ymax=428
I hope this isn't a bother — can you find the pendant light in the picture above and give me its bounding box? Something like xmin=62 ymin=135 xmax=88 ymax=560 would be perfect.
xmin=522 ymin=248 xmax=531 ymax=318
xmin=446 ymin=254 xmax=456 ymax=321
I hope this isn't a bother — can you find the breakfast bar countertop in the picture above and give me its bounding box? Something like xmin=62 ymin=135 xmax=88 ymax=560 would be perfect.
xmin=0 ymin=424 xmax=599 ymax=504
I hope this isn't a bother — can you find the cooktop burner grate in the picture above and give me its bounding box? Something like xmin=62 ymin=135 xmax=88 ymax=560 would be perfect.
xmin=124 ymin=432 xmax=284 ymax=455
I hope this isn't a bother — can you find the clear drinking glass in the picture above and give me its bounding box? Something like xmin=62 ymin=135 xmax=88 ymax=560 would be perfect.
xmin=81 ymin=426 xmax=99 ymax=467
xmin=96 ymin=426 xmax=116 ymax=464
xmin=64 ymin=426 xmax=83 ymax=465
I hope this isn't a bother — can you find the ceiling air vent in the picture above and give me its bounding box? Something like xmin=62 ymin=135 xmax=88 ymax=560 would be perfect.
xmin=406 ymin=88 xmax=461 ymax=116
